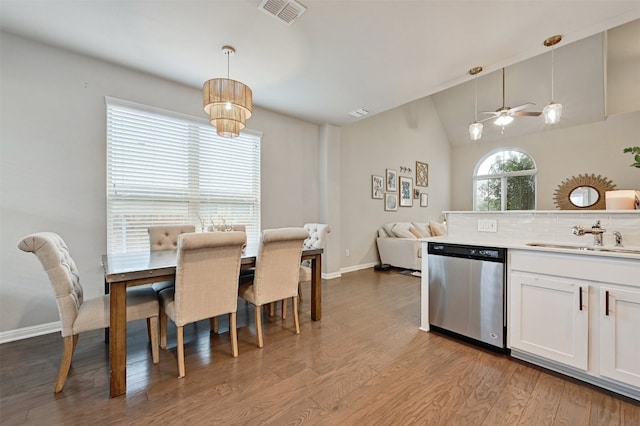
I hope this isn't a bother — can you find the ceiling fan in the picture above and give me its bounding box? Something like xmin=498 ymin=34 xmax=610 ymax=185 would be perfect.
xmin=479 ymin=68 xmax=541 ymax=126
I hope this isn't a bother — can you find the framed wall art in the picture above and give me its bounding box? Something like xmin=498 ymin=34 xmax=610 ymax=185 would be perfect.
xmin=386 ymin=169 xmax=397 ymax=192
xmin=420 ymin=193 xmax=429 ymax=207
xmin=384 ymin=193 xmax=398 ymax=211
xmin=416 ymin=161 xmax=428 ymax=187
xmin=371 ymin=174 xmax=384 ymax=199
xmin=399 ymin=176 xmax=413 ymax=207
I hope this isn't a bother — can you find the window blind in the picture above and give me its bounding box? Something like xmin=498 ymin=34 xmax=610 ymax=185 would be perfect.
xmin=106 ymin=97 xmax=261 ymax=253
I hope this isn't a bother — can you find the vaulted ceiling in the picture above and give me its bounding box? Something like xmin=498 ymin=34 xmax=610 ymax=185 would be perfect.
xmin=2 ymin=0 xmax=639 ymax=140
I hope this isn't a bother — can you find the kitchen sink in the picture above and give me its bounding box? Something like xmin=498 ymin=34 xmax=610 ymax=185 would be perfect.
xmin=526 ymin=242 xmax=640 ymax=255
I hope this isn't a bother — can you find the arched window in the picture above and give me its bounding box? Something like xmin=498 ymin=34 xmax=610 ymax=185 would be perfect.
xmin=473 ymin=149 xmax=537 ymax=211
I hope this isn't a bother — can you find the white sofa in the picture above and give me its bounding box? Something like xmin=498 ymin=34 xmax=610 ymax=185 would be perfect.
xmin=376 ymin=221 xmax=446 ymax=270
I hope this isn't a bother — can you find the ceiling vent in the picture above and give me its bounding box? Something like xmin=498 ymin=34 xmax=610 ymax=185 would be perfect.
xmin=259 ymin=0 xmax=307 ymax=26
xmin=348 ymin=108 xmax=370 ymax=118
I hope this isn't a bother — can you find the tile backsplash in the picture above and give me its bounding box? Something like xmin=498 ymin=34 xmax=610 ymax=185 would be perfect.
xmin=444 ymin=211 xmax=640 ymax=247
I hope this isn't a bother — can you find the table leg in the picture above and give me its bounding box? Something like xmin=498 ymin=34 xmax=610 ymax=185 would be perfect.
xmin=104 ymin=278 xmax=110 ymax=342
xmin=310 ymin=254 xmax=322 ymax=321
xmin=109 ymin=282 xmax=127 ymax=397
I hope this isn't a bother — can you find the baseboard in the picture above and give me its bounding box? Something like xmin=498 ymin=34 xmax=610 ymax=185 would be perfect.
xmin=322 ymin=271 xmax=342 ymax=280
xmin=340 ymin=262 xmax=378 ymax=274
xmin=0 ymin=321 xmax=60 ymax=344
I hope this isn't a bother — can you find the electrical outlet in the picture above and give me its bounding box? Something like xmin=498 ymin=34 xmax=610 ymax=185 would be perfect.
xmin=345 ymin=249 xmax=350 ymax=257
xmin=477 ymin=219 xmax=497 ymax=233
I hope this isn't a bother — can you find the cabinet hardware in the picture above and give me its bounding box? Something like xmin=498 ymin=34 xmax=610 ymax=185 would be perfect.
xmin=579 ymin=286 xmax=583 ymax=311
xmin=605 ymin=290 xmax=610 ymax=316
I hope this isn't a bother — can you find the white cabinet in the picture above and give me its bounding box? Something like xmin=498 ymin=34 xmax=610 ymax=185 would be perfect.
xmin=508 ymin=249 xmax=640 ymax=400
xmin=599 ymin=285 xmax=640 ymax=387
xmin=510 ymin=272 xmax=588 ymax=370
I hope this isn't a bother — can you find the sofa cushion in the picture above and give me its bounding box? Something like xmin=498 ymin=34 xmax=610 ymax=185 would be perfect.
xmin=412 ymin=222 xmax=432 ymax=238
xmin=383 ymin=222 xmax=396 ymax=237
xmin=429 ymin=221 xmax=447 ymax=236
xmin=378 ymin=228 xmax=391 ymax=238
xmin=391 ymin=222 xmax=418 ymax=239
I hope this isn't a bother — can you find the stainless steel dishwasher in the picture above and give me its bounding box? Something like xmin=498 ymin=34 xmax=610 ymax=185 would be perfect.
xmin=427 ymin=242 xmax=507 ymax=350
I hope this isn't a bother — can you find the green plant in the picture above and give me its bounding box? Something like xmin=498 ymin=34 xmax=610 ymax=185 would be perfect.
xmin=623 ymin=146 xmax=640 ymax=168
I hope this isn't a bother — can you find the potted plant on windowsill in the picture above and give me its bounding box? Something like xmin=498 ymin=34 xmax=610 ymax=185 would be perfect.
xmin=623 ymin=147 xmax=640 ymax=168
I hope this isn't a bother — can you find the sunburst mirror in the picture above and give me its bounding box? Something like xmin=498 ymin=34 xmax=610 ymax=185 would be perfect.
xmin=553 ymin=174 xmax=616 ymax=210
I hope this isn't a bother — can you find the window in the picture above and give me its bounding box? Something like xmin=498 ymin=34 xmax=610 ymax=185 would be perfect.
xmin=106 ymin=97 xmax=261 ymax=253
xmin=473 ymin=149 xmax=536 ymax=211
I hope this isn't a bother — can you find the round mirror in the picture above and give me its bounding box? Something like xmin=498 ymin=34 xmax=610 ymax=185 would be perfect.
xmin=569 ymin=186 xmax=599 ymax=207
xmin=553 ymin=174 xmax=616 ymax=210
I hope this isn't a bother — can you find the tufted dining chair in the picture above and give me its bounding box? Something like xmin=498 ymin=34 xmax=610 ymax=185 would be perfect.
xmin=18 ymin=232 xmax=160 ymax=393
xmin=297 ymin=223 xmax=330 ymax=300
xmin=147 ymin=225 xmax=196 ymax=295
xmin=238 ymin=227 xmax=309 ymax=348
xmin=158 ymin=231 xmax=246 ymax=378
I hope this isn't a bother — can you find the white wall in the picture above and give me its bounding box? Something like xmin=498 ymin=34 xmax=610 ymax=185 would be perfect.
xmin=450 ymin=110 xmax=640 ymax=211
xmin=339 ymin=97 xmax=451 ymax=269
xmin=0 ymin=33 xmax=321 ymax=334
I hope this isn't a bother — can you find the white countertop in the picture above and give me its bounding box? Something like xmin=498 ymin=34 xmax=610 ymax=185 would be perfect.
xmin=421 ymin=236 xmax=640 ymax=260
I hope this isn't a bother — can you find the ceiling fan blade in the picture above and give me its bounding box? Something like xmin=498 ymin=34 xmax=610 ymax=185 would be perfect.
xmin=509 ymin=102 xmax=535 ymax=113
xmin=478 ymin=115 xmax=498 ymax=123
xmin=513 ymin=111 xmax=542 ymax=117
xmin=479 ymin=111 xmax=499 ymax=115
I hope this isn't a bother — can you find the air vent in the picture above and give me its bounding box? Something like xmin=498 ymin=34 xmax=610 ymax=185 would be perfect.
xmin=349 ymin=108 xmax=370 ymax=118
xmin=259 ymin=0 xmax=307 ymax=26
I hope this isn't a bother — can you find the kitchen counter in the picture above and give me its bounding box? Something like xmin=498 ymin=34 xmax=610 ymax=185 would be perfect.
xmin=422 ymin=236 xmax=640 ymax=260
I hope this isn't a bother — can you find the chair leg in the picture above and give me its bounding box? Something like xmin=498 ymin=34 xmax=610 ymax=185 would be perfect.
xmin=269 ymin=303 xmax=275 ymax=317
xmin=281 ymin=298 xmax=287 ymax=320
xmin=298 ymin=283 xmax=303 ymax=301
xmin=160 ymin=308 xmax=168 ymax=350
xmin=149 ymin=316 xmax=159 ymax=364
xmin=177 ymin=325 xmax=185 ymax=378
xmin=54 ymin=335 xmax=75 ymax=393
xmin=146 ymin=318 xmax=151 ymax=342
xmin=254 ymin=305 xmax=264 ymax=348
xmin=293 ymin=297 xmax=300 ymax=335
xmin=209 ymin=316 xmax=219 ymax=334
xmin=230 ymin=312 xmax=238 ymax=358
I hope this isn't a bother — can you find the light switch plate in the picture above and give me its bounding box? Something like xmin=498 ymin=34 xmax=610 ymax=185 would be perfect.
xmin=478 ymin=219 xmax=497 ymax=232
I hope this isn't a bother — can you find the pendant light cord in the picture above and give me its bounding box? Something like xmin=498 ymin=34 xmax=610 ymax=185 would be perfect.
xmin=550 ymin=46 xmax=555 ymax=101
xmin=474 ymin=74 xmax=478 ymax=121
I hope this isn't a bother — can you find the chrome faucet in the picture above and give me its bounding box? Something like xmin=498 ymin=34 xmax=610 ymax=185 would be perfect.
xmin=613 ymin=231 xmax=623 ymax=247
xmin=571 ymin=220 xmax=606 ymax=246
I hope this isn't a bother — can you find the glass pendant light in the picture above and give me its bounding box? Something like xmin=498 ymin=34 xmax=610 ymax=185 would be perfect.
xmin=543 ymin=35 xmax=562 ymax=125
xmin=468 ymin=66 xmax=483 ymax=141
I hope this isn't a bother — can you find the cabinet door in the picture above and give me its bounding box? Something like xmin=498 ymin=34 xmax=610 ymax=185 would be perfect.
xmin=510 ymin=273 xmax=588 ymax=370
xmin=599 ymin=286 xmax=640 ymax=387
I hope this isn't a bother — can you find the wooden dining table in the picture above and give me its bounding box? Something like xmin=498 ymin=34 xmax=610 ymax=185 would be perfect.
xmin=102 ymin=246 xmax=323 ymax=398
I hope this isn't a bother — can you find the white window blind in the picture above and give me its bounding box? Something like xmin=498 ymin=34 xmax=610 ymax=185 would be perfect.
xmin=106 ymin=97 xmax=261 ymax=253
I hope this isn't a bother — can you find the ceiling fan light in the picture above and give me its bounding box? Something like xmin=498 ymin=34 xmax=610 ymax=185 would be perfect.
xmin=494 ymin=115 xmax=513 ymax=127
xmin=469 ymin=122 xmax=483 ymax=140
xmin=543 ymin=102 xmax=562 ymax=124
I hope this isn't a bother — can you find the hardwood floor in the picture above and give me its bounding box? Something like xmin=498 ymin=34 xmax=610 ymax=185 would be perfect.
xmin=1 ymin=268 xmax=638 ymax=425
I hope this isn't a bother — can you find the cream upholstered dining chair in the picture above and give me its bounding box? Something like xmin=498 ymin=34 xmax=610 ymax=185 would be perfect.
xmin=18 ymin=232 xmax=160 ymax=393
xmin=148 ymin=225 xmax=196 ymax=294
xmin=298 ymin=223 xmax=331 ymax=300
xmin=238 ymin=227 xmax=309 ymax=348
xmin=158 ymin=231 xmax=246 ymax=378
xmin=206 ymin=224 xmax=248 ymax=333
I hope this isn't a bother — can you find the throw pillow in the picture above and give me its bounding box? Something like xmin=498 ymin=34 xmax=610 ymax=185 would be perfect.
xmin=392 ymin=222 xmax=418 ymax=239
xmin=412 ymin=222 xmax=432 ymax=238
xmin=429 ymin=221 xmax=447 ymax=237
xmin=408 ymin=226 xmax=423 ymax=239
